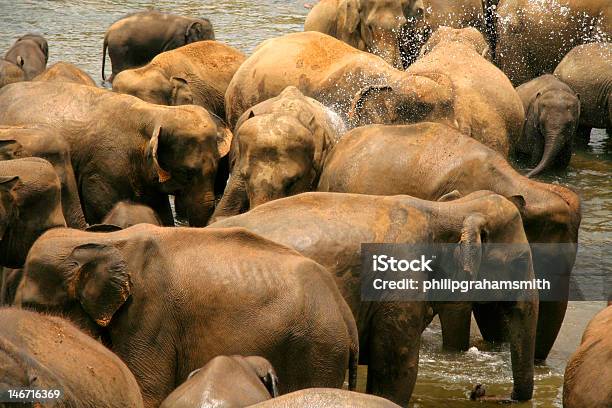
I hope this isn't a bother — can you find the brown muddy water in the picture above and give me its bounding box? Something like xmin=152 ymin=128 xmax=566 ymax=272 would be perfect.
xmin=1 ymin=1 xmax=609 ymax=407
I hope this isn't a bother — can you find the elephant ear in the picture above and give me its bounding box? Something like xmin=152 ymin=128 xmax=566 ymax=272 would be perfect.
xmin=217 ymin=126 xmax=233 ymax=158
xmin=146 ymin=125 xmax=172 ymax=183
xmin=170 ymin=77 xmax=194 ymax=106
xmin=0 ymin=138 xmax=25 ymax=160
xmin=348 ymin=85 xmax=393 ymax=123
xmin=338 ymin=0 xmax=361 ymax=41
xmin=185 ymin=21 xmax=204 ymax=43
xmin=68 ymin=243 xmax=131 ymax=327
xmin=455 ymin=214 xmax=487 ymax=280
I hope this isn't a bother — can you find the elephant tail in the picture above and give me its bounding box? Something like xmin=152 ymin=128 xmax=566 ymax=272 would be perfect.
xmin=101 ymin=35 xmax=108 ymax=82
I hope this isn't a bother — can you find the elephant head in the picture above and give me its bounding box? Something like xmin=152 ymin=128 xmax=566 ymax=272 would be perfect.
xmin=338 ymin=0 xmax=424 ymax=68
xmin=526 ymin=90 xmax=580 ymax=177
xmin=15 ymin=230 xmax=131 ymax=336
xmin=112 ymin=69 xmax=194 ymax=106
xmin=348 ymin=72 xmax=454 ymax=127
xmin=185 ymin=18 xmax=215 ymax=43
xmin=211 ymin=88 xmax=337 ymax=221
xmin=143 ymin=105 xmax=232 ymax=226
xmin=16 ymin=34 xmax=49 ymax=63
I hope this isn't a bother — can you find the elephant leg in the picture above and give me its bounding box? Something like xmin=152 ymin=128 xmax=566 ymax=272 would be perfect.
xmin=365 ymin=302 xmax=425 ymax=406
xmin=473 ymin=303 xmax=507 ymax=343
xmin=534 ymin=300 xmax=567 ymax=362
xmin=436 ymin=302 xmax=472 ymax=351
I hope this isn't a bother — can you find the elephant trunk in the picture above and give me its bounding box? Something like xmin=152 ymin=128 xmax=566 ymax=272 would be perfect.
xmin=527 ymin=128 xmax=566 ymax=177
xmin=178 ymin=177 xmax=217 ymax=227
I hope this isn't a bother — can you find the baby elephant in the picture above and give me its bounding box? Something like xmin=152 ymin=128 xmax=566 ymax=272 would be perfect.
xmin=211 ymin=86 xmax=344 ymax=221
xmin=160 ymin=356 xmax=278 ymax=408
xmin=4 ymin=34 xmax=48 ymax=79
xmin=516 ymin=74 xmax=580 ymax=177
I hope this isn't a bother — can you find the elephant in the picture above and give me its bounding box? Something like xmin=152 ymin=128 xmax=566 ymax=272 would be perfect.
xmin=0 ymin=267 xmax=20 ymax=305
xmin=14 ymin=225 xmax=359 ymax=408
xmin=405 ymin=26 xmax=523 ymax=156
xmin=0 ymin=158 xmax=65 ymax=268
xmin=563 ymin=306 xmax=612 ymax=408
xmin=225 ymin=31 xmax=457 ymax=129
xmin=0 ymin=125 xmax=86 ymax=229
xmin=102 ymin=201 xmax=162 ymax=228
xmin=0 ymin=307 xmax=144 ymax=408
xmin=33 ymin=61 xmax=97 ymax=86
xmin=102 ymin=11 xmax=215 ymax=82
xmin=554 ymin=43 xmax=612 ymax=141
xmin=516 ymin=75 xmax=581 ymax=176
xmin=303 ymin=0 xmax=426 ymax=69
xmin=112 ymin=41 xmax=245 ymax=119
xmin=3 ymin=34 xmax=48 ymax=80
xmin=249 ymin=389 xmax=402 ymax=408
xmin=0 ymin=82 xmax=232 ymax=227
xmin=211 ymin=87 xmax=344 ymax=221
xmin=317 ymin=122 xmax=581 ymax=362
xmin=400 ymin=0 xmax=486 ymax=65
xmin=495 ymin=0 xmax=611 ymax=86
xmin=210 ymin=190 xmax=538 ymax=404
xmin=0 ymin=59 xmax=25 ymax=89
xmin=159 ymin=355 xmax=278 ymax=408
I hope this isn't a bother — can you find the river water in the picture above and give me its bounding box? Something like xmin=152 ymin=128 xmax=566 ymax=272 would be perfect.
xmin=1 ymin=1 xmax=609 ymax=407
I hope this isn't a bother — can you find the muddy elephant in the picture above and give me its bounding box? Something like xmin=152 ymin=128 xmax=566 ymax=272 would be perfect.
xmin=318 ymin=122 xmax=581 ymax=362
xmin=102 ymin=11 xmax=215 ymax=82
xmin=112 ymin=41 xmax=245 ymax=118
xmin=0 ymin=158 xmax=65 ymax=268
xmin=4 ymin=34 xmax=48 ymax=80
xmin=304 ymin=0 xmax=426 ymax=68
xmin=159 ymin=355 xmax=278 ymax=408
xmin=495 ymin=0 xmax=611 ymax=86
xmin=563 ymin=306 xmax=612 ymax=408
xmin=0 ymin=59 xmax=25 ymax=89
xmin=400 ymin=0 xmax=486 ymax=66
xmin=33 ymin=61 xmax=96 ymax=86
xmin=250 ymin=389 xmax=402 ymax=408
xmin=101 ymin=201 xmax=162 ymax=228
xmin=211 ymin=87 xmax=344 ymax=221
xmin=0 ymin=125 xmax=86 ymax=229
xmin=210 ymin=191 xmax=538 ymax=404
xmin=405 ymin=26 xmax=523 ymax=156
xmin=0 ymin=82 xmax=232 ymax=227
xmin=226 ymin=31 xmax=458 ymax=129
xmin=0 ymin=308 xmax=144 ymax=408
xmin=554 ymin=43 xmax=612 ymax=140
xmin=516 ymin=75 xmax=581 ymax=176
xmin=14 ymin=225 xmax=358 ymax=408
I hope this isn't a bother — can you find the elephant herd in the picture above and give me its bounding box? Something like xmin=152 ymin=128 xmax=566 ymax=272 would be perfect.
xmin=0 ymin=1 xmax=610 ymax=407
